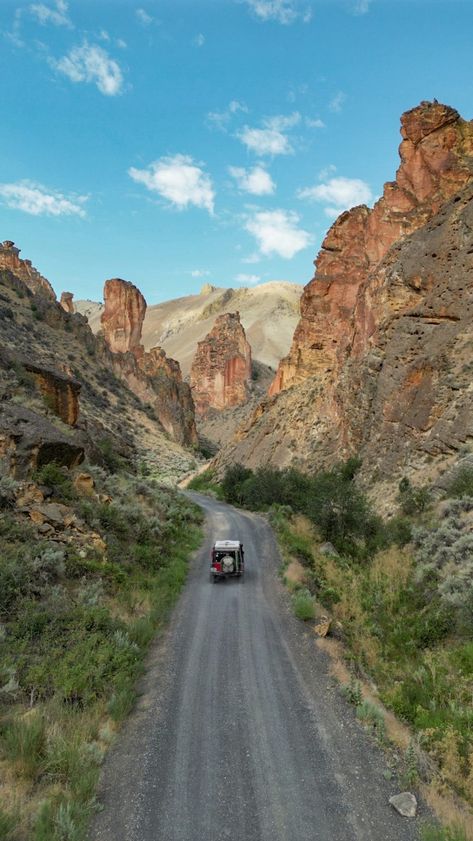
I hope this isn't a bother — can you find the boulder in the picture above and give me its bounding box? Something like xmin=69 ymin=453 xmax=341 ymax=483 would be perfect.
xmin=0 ymin=404 xmax=84 ymax=478
xmin=74 ymin=472 xmax=96 ymax=496
xmin=389 ymin=792 xmax=417 ymax=818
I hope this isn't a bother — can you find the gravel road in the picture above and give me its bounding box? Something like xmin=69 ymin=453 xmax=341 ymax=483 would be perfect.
xmin=91 ymin=493 xmax=422 ymax=841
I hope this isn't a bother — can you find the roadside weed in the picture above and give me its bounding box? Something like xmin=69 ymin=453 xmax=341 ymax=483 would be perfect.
xmin=356 ymin=700 xmax=387 ymax=743
xmin=420 ymin=823 xmax=468 ymax=841
xmin=292 ymin=588 xmax=316 ymax=621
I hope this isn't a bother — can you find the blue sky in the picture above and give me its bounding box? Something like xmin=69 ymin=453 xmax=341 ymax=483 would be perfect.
xmin=0 ymin=0 xmax=472 ymax=303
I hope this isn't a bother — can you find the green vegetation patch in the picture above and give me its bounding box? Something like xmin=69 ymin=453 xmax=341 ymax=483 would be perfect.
xmin=0 ymin=461 xmax=203 ymax=840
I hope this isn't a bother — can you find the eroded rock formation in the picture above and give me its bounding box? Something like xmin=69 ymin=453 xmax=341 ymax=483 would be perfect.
xmin=190 ymin=312 xmax=252 ymax=415
xmin=24 ymin=361 xmax=81 ymax=425
xmin=101 ymin=278 xmax=146 ymax=356
xmin=100 ymin=277 xmax=197 ymax=445
xmin=270 ymin=101 xmax=473 ymax=395
xmin=0 ymin=241 xmax=56 ymax=300
xmin=60 ymin=291 xmax=74 ymax=313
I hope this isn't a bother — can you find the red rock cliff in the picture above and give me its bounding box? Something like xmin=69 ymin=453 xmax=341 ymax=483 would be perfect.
xmin=270 ymin=101 xmax=473 ymax=396
xmin=0 ymin=241 xmax=56 ymax=300
xmin=101 ymin=278 xmax=146 ymax=356
xmin=190 ymin=312 xmax=252 ymax=416
xmin=100 ymin=277 xmax=197 ymax=445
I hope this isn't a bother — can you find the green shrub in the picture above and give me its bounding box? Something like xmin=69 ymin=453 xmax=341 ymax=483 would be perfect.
xmin=444 ymin=467 xmax=473 ymax=499
xmin=397 ymin=477 xmax=431 ymax=515
xmin=33 ymin=463 xmax=76 ymax=502
xmin=356 ymin=700 xmax=386 ymax=741
xmin=292 ymin=588 xmax=315 ymax=621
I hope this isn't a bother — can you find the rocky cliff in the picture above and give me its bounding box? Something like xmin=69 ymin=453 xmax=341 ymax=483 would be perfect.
xmin=0 ymin=240 xmax=56 ymax=300
xmin=101 ymin=278 xmax=146 ymax=357
xmin=100 ymin=277 xmax=197 ymax=446
xmin=0 ymin=249 xmax=198 ymax=480
xmin=190 ymin=312 xmax=252 ymax=416
xmin=270 ymin=101 xmax=473 ymax=396
xmin=214 ymin=101 xmax=473 ymax=498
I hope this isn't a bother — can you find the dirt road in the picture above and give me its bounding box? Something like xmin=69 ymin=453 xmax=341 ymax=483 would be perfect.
xmin=91 ymin=493 xmax=421 ymax=841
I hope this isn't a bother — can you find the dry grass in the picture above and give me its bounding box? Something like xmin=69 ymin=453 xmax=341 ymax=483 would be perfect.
xmin=421 ymin=782 xmax=473 ymax=841
xmin=285 ymin=559 xmax=307 ymax=589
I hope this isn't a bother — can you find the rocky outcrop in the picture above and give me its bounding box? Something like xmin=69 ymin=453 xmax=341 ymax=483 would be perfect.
xmin=0 ymin=404 xmax=84 ymax=478
xmin=100 ymin=278 xmax=197 ymax=445
xmin=0 ymin=240 xmax=56 ymax=300
xmin=270 ymin=101 xmax=473 ymax=396
xmin=101 ymin=278 xmax=146 ymax=357
xmin=23 ymin=361 xmax=81 ymax=425
xmin=214 ymin=102 xmax=473 ymax=496
xmin=190 ymin=312 xmax=252 ymax=415
xmin=60 ymin=291 xmax=74 ymax=313
xmin=138 ymin=347 xmax=198 ymax=445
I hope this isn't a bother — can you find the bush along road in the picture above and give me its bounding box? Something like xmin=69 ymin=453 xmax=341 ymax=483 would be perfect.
xmin=91 ymin=491 xmax=424 ymax=841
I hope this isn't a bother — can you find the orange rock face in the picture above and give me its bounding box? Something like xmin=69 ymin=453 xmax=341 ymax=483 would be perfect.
xmin=25 ymin=361 xmax=81 ymax=425
xmin=101 ymin=278 xmax=147 ymax=356
xmin=190 ymin=312 xmax=252 ymax=416
xmin=60 ymin=291 xmax=74 ymax=313
xmin=0 ymin=241 xmax=56 ymax=300
xmin=270 ymin=101 xmax=473 ymax=396
xmin=99 ymin=278 xmax=197 ymax=445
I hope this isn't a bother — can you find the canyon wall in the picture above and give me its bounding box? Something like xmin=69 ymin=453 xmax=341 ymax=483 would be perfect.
xmin=270 ymin=101 xmax=473 ymax=395
xmin=214 ymin=101 xmax=473 ymax=495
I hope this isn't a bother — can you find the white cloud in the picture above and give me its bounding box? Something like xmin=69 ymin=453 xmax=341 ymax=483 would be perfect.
xmin=238 ymin=112 xmax=300 ymax=156
xmin=190 ymin=269 xmax=210 ymax=277
xmin=329 ymin=91 xmax=346 ymax=113
xmin=298 ymin=176 xmax=372 ymax=214
xmin=136 ymin=8 xmax=153 ymax=25
xmin=207 ymin=100 xmax=248 ymax=132
xmin=353 ymin=0 xmax=372 ymax=14
xmin=242 ymin=1 xmax=312 ymax=25
xmin=229 ymin=165 xmax=275 ymax=196
xmin=29 ymin=0 xmax=72 ymax=28
xmin=52 ymin=43 xmax=124 ymax=95
xmin=235 ymin=273 xmax=261 ymax=284
xmin=129 ymin=154 xmax=215 ymax=214
xmin=306 ymin=117 xmax=325 ymax=128
xmin=0 ymin=180 xmax=87 ymax=217
xmin=245 ymin=209 xmax=311 ymax=259
xmin=193 ymin=33 xmax=205 ymax=47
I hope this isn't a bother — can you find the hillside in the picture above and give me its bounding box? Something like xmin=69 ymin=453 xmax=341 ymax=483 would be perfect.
xmin=76 ymin=280 xmax=302 ymax=376
xmin=0 ymin=247 xmax=199 ymax=484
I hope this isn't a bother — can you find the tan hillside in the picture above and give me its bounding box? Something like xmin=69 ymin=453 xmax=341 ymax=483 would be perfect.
xmin=76 ymin=281 xmax=302 ymax=376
